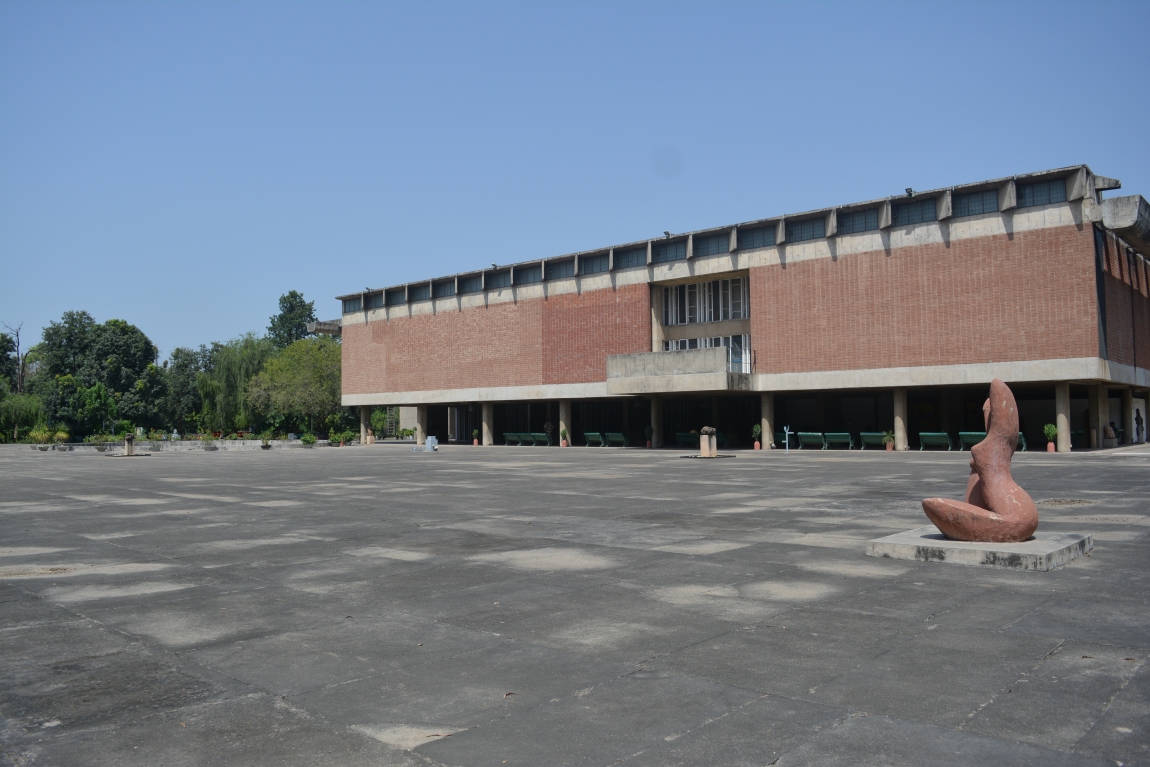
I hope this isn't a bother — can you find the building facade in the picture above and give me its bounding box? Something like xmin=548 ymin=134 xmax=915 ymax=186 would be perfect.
xmin=334 ymin=165 xmax=1150 ymax=451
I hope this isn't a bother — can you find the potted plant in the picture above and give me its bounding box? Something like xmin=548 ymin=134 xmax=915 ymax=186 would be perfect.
xmin=643 ymin=425 xmax=652 ymax=449
xmin=301 ymin=433 xmax=317 ymax=448
xmin=1043 ymin=423 xmax=1058 ymax=452
xmin=751 ymin=423 xmax=762 ymax=450
xmin=472 ymin=428 xmax=480 ymax=446
xmin=260 ymin=431 xmax=273 ymax=450
xmin=560 ymin=428 xmax=568 ymax=448
xmin=202 ymin=432 xmax=218 ymax=451
xmin=882 ymin=430 xmax=895 ymax=451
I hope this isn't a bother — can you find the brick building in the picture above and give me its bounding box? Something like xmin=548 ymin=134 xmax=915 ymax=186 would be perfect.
xmin=333 ymin=165 xmax=1150 ymax=451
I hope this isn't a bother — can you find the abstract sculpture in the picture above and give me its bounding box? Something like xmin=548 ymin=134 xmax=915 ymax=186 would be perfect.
xmin=922 ymin=379 xmax=1039 ymax=543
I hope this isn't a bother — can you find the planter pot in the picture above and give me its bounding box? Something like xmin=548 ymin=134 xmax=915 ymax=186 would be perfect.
xmin=302 ymin=444 xmax=314 ymax=449
xmin=560 ymin=439 xmax=568 ymax=447
xmin=885 ymin=442 xmax=894 ymax=452
xmin=1047 ymin=442 xmax=1055 ymax=452
xmin=646 ymin=440 xmax=652 ymax=449
xmin=473 ymin=439 xmax=479 ymax=446
xmin=203 ymin=445 xmax=218 ymax=451
xmin=753 ymin=440 xmax=761 ymax=450
xmin=95 ymin=445 xmax=107 ymax=452
xmin=37 ymin=445 xmax=48 ymax=451
xmin=261 ymin=444 xmax=272 ymax=450
xmin=339 ymin=441 xmax=346 ymax=447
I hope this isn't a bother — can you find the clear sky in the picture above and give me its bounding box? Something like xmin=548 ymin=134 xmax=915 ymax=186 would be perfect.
xmin=2 ymin=1 xmax=1148 ymax=357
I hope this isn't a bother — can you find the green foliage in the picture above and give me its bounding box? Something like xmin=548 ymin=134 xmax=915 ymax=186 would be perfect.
xmin=246 ymin=337 xmax=341 ymax=434
xmin=751 ymin=423 xmax=762 ymax=439
xmin=196 ymin=334 xmax=275 ymax=433
xmin=118 ymin=363 xmax=167 ymax=430
xmin=162 ymin=346 xmax=208 ymax=434
xmin=0 ymin=393 xmax=43 ymax=442
xmin=267 ymin=291 xmax=317 ymax=349
xmin=472 ymin=428 xmax=479 ymax=439
xmin=1043 ymin=423 xmax=1058 ymax=442
xmin=300 ymin=432 xmax=317 ymax=446
xmin=0 ymin=332 xmax=17 ymax=390
xmin=882 ymin=430 xmax=895 ymax=445
xmin=370 ymin=407 xmax=390 ymax=437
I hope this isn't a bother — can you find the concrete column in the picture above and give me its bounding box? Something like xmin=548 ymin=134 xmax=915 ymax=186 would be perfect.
xmin=558 ymin=400 xmax=571 ymax=446
xmin=1088 ymin=385 xmax=1107 ymax=448
xmin=893 ymin=388 xmax=909 ymax=451
xmin=481 ymin=402 xmax=494 ymax=446
xmin=1055 ymin=382 xmax=1071 ymax=453
xmin=1122 ymin=388 xmax=1134 ymax=445
xmin=359 ymin=405 xmax=374 ymax=444
xmin=651 ymin=396 xmax=663 ymax=448
xmin=415 ymin=405 xmax=428 ymax=445
xmin=761 ymin=392 xmax=774 ymax=448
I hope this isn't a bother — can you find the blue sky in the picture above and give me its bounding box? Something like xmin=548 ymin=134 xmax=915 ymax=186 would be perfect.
xmin=2 ymin=1 xmax=1148 ymax=357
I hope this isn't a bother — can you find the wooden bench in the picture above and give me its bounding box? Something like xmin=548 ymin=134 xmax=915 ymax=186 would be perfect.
xmin=604 ymin=432 xmax=627 ymax=447
xmin=918 ymin=432 xmax=953 ymax=451
xmin=584 ymin=432 xmax=606 ymax=447
xmin=797 ymin=432 xmax=826 ymax=450
xmin=824 ymin=432 xmax=853 ymax=450
xmin=675 ymin=432 xmax=699 ymax=449
xmin=958 ymin=431 xmax=986 ymax=450
xmin=530 ymin=432 xmax=552 ymax=446
xmin=504 ymin=432 xmax=521 ymax=446
xmin=859 ymin=432 xmax=887 ymax=450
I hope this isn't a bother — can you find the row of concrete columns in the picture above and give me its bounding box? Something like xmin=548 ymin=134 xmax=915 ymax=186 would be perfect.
xmin=371 ymin=382 xmax=1144 ymax=449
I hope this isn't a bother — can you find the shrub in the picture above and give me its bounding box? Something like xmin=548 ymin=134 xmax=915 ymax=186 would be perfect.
xmin=300 ymin=433 xmax=317 ymax=446
xmin=751 ymin=423 xmax=762 ymax=439
xmin=1043 ymin=423 xmax=1058 ymax=442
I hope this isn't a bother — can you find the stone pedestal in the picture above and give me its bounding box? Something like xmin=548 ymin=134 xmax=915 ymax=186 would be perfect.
xmin=866 ymin=526 xmax=1092 ymax=571
xmin=699 ymin=434 xmax=717 ymax=458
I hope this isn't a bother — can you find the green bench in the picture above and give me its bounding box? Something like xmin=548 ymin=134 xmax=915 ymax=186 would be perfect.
xmin=919 ymin=432 xmax=953 ymax=450
xmin=517 ymin=432 xmax=536 ymax=446
xmin=1071 ymin=430 xmax=1085 ymax=449
xmin=529 ymin=432 xmax=551 ymax=446
xmin=1016 ymin=432 xmax=1027 ymax=452
xmin=959 ymin=431 xmax=986 ymax=450
xmin=859 ymin=432 xmax=887 ymax=449
xmin=675 ymin=432 xmax=699 ymax=449
xmin=797 ymin=432 xmax=826 ymax=450
xmin=774 ymin=431 xmax=794 ymax=449
xmin=824 ymin=432 xmax=853 ymax=449
xmin=584 ymin=432 xmax=606 ymax=447
xmin=604 ymin=432 xmax=627 ymax=447
xmin=503 ymin=432 xmax=522 ymax=446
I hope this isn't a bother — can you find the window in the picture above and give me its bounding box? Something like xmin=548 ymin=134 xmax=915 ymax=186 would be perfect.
xmin=514 ymin=264 xmax=541 ymax=285
xmin=661 ymin=334 xmax=750 ymax=371
xmin=954 ymin=189 xmax=998 ymax=217
xmin=432 ymin=279 xmax=455 ymax=298
xmin=407 ymin=283 xmax=431 ymax=302
xmin=738 ymin=225 xmax=775 ymax=250
xmin=365 ymin=292 xmax=384 ymax=310
xmin=1018 ymin=179 xmax=1067 ymax=208
xmin=385 ymin=287 xmax=406 ymax=306
xmin=652 ymin=239 xmax=687 ymax=264
xmin=662 ymin=277 xmax=748 ymax=325
xmin=486 ymin=270 xmax=511 ymax=289
xmin=838 ymin=209 xmax=879 ymax=235
xmin=458 ymin=275 xmax=483 ymax=294
xmin=892 ymin=198 xmax=937 ymax=226
xmin=693 ymin=232 xmax=729 ymax=258
xmin=342 ymin=297 xmax=362 ymax=314
xmin=580 ymin=253 xmax=609 ymax=275
xmin=615 ymin=246 xmax=647 ymax=269
xmin=786 ymin=218 xmax=825 ymax=243
xmin=545 ymin=259 xmax=574 ymax=280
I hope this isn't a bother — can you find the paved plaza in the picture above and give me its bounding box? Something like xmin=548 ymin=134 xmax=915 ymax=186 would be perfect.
xmin=1 ymin=443 xmax=1148 ymax=766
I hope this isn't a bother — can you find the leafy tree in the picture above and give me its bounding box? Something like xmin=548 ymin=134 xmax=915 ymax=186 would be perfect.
xmin=118 ymin=363 xmax=168 ymax=430
xmin=162 ymin=346 xmax=208 ymax=434
xmin=246 ymin=337 xmax=341 ymax=434
xmin=196 ymin=334 xmax=275 ymax=433
xmin=91 ymin=319 xmax=158 ymax=394
xmin=0 ymin=332 xmax=16 ymax=391
xmin=38 ymin=311 xmax=98 ymax=382
xmin=0 ymin=393 xmax=43 ymax=442
xmin=267 ymin=291 xmax=317 ymax=349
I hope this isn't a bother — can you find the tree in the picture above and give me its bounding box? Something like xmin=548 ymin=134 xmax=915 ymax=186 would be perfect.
xmin=247 ymin=336 xmax=342 ymax=434
xmin=196 ymin=334 xmax=275 ymax=433
xmin=267 ymin=291 xmax=317 ymax=349
xmin=162 ymin=346 xmax=208 ymax=434
xmin=0 ymin=393 xmax=43 ymax=442
xmin=0 ymin=331 xmax=16 ymax=392
xmin=118 ymin=363 xmax=168 ymax=430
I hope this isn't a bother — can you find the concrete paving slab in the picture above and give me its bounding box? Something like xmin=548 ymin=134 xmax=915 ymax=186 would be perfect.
xmin=867 ymin=525 xmax=1093 ymax=571
xmin=1 ymin=445 xmax=1147 ymax=765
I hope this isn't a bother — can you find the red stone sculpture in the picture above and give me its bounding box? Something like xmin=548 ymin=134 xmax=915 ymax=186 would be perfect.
xmin=922 ymin=379 xmax=1039 ymax=542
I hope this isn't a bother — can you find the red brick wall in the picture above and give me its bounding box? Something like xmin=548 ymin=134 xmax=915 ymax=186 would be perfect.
xmin=748 ymin=224 xmax=1101 ymax=374
xmin=1100 ymin=228 xmax=1150 ymax=369
xmin=343 ymin=283 xmax=651 ymax=395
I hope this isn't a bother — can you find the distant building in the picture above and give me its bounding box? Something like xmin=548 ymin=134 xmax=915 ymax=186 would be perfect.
xmin=331 ymin=165 xmax=1149 ymax=450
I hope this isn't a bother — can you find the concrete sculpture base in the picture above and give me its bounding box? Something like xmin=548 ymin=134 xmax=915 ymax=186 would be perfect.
xmin=866 ymin=525 xmax=1092 ymax=571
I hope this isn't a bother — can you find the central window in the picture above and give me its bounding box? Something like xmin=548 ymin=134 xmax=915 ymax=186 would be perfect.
xmin=662 ymin=277 xmax=747 ymax=326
